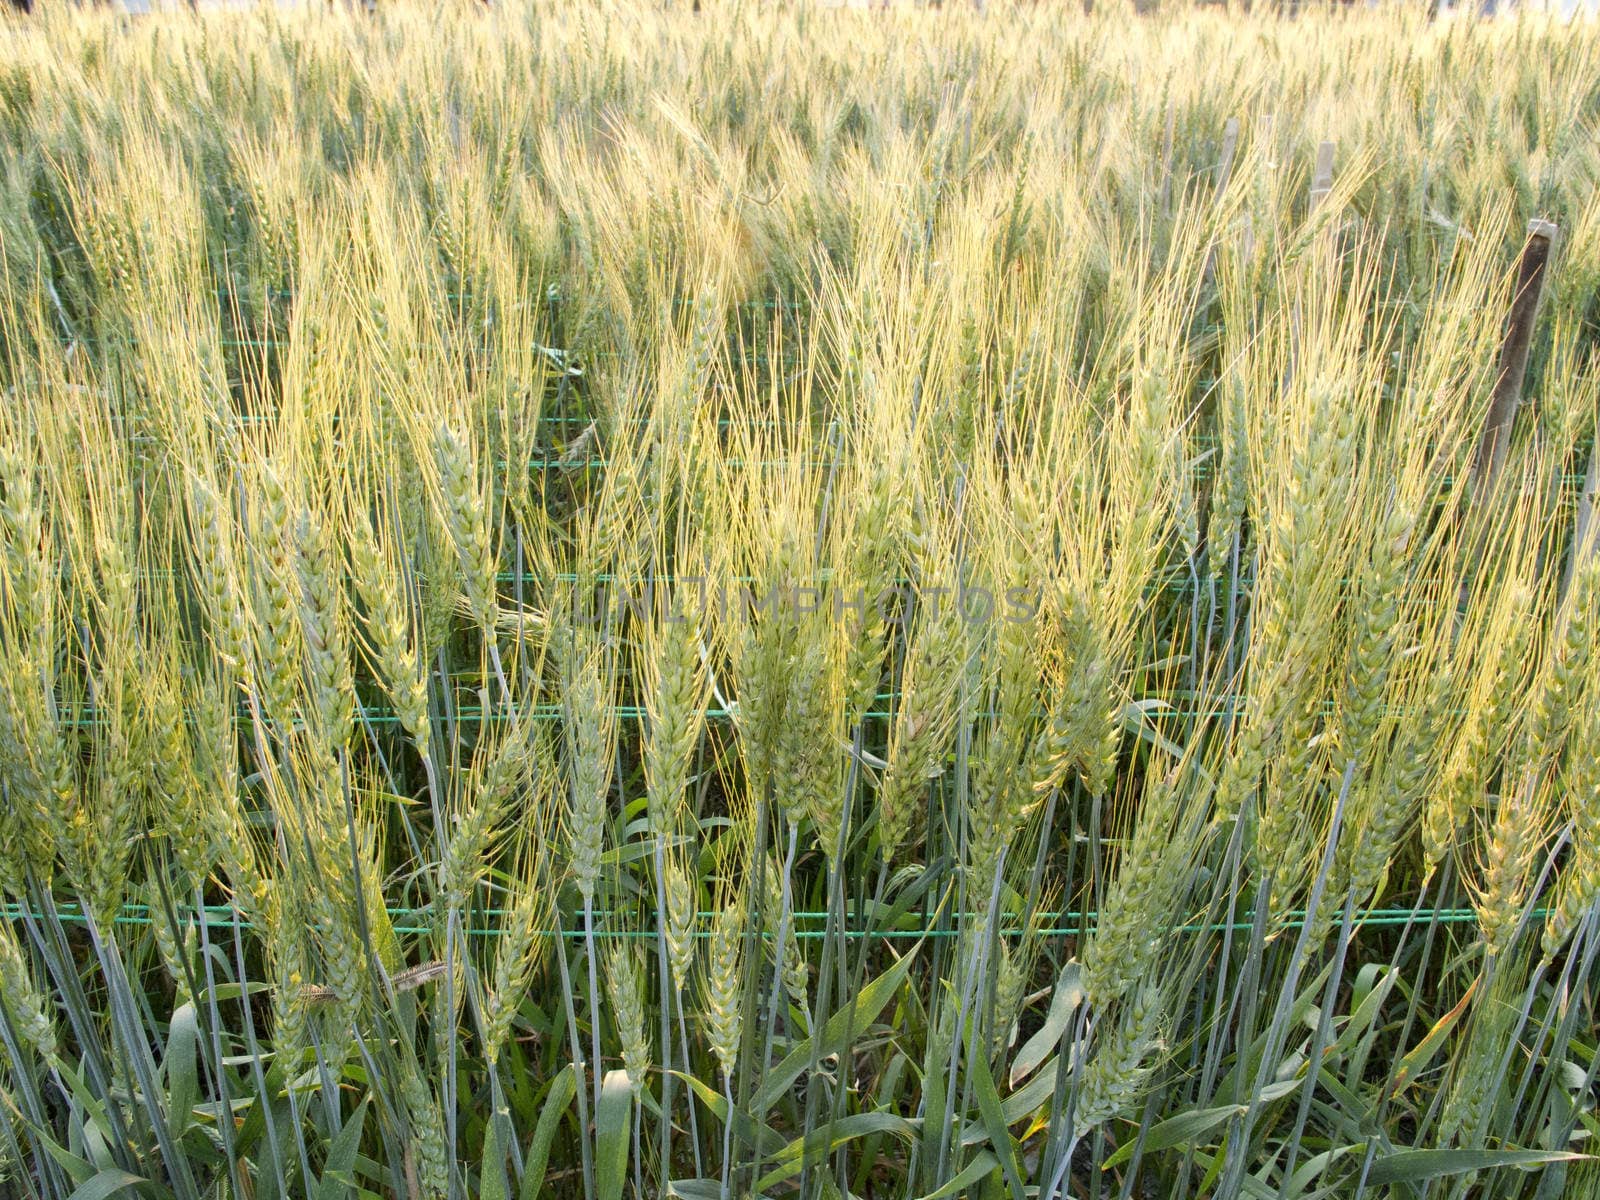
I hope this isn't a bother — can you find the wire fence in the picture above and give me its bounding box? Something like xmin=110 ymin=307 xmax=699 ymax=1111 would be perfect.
xmin=1 ymin=901 xmax=1511 ymax=939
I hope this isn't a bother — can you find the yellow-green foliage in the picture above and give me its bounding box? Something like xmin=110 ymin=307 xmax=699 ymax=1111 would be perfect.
xmin=1 ymin=2 xmax=1599 ymax=1198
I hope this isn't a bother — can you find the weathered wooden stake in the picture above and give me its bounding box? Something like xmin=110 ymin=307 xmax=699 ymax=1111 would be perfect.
xmin=1216 ymin=117 xmax=1241 ymax=198
xmin=1472 ymin=219 xmax=1557 ymax=491
xmin=1566 ymin=448 xmax=1598 ymax=597
xmin=1157 ymin=99 xmax=1177 ymax=219
xmin=1309 ymin=141 xmax=1334 ymax=211
xmin=1199 ymin=118 xmax=1242 ymax=293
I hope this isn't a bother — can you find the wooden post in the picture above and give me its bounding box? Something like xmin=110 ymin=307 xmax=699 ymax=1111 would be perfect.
xmin=1566 ymin=448 xmax=1598 ymax=598
xmin=1215 ymin=117 xmax=1241 ymax=198
xmin=1309 ymin=141 xmax=1334 ymax=211
xmin=1157 ymin=99 xmax=1177 ymax=219
xmin=1199 ymin=118 xmax=1242 ymax=294
xmin=1473 ymin=219 xmax=1558 ymax=491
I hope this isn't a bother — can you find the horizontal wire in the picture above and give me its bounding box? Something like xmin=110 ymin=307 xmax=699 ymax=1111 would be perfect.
xmin=55 ymin=333 xmax=803 ymax=362
xmin=3 ymin=902 xmax=1513 ymax=939
xmin=210 ymin=287 xmax=809 ymax=310
xmin=43 ymin=696 xmax=1519 ymax=727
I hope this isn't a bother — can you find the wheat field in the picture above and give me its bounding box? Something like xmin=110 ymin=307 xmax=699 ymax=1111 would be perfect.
xmin=0 ymin=2 xmax=1599 ymax=1198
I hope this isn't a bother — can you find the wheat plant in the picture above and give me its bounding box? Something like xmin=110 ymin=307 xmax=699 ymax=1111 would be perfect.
xmin=1 ymin=1 xmax=1600 ymax=1198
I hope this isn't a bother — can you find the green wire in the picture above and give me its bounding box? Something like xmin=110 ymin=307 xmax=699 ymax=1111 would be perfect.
xmin=2 ymin=902 xmax=1529 ymax=940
